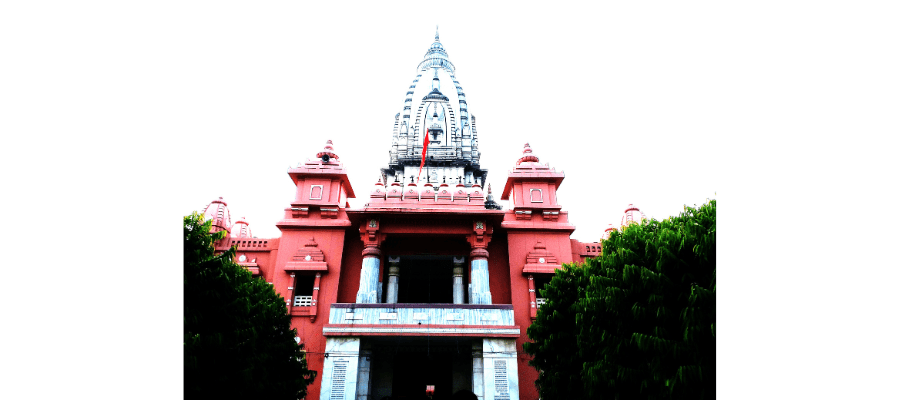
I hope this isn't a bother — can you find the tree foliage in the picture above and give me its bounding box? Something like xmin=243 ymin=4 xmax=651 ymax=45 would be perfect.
xmin=523 ymin=263 xmax=589 ymax=399
xmin=526 ymin=200 xmax=715 ymax=400
xmin=184 ymin=212 xmax=316 ymax=399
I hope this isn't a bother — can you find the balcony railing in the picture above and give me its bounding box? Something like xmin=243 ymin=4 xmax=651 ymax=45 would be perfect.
xmin=294 ymin=295 xmax=313 ymax=307
xmin=323 ymin=303 xmax=520 ymax=337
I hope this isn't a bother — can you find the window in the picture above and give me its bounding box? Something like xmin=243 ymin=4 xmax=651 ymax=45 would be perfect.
xmin=530 ymin=188 xmax=543 ymax=203
xmin=309 ymin=185 xmax=323 ymax=200
xmin=293 ymin=274 xmax=316 ymax=307
xmin=533 ymin=274 xmax=553 ymax=308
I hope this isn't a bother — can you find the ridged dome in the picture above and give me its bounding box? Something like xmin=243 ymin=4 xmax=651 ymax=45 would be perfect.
xmin=621 ymin=204 xmax=647 ymax=227
xmin=201 ymin=197 xmax=231 ymax=233
xmin=231 ymin=216 xmax=252 ymax=238
xmin=602 ymin=223 xmax=617 ymax=240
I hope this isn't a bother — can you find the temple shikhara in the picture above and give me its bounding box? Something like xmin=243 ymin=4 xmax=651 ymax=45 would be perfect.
xmin=199 ymin=29 xmax=645 ymax=400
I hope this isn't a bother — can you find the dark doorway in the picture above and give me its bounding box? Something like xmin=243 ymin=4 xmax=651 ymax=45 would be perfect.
xmin=392 ymin=350 xmax=453 ymax=399
xmin=368 ymin=337 xmax=473 ymax=400
xmin=394 ymin=256 xmax=460 ymax=304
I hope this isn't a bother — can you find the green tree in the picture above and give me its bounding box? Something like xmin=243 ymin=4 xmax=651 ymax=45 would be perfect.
xmin=526 ymin=200 xmax=715 ymax=399
xmin=524 ymin=263 xmax=590 ymax=399
xmin=184 ymin=212 xmax=316 ymax=399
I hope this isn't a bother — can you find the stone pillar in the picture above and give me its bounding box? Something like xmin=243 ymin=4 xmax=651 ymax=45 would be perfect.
xmin=320 ymin=337 xmax=361 ymax=400
xmin=452 ymin=257 xmax=465 ymax=304
xmin=527 ymin=274 xmax=537 ymax=319
xmin=311 ymin=272 xmax=322 ymax=322
xmin=356 ymin=342 xmax=373 ymax=400
xmin=472 ymin=340 xmax=485 ymax=400
xmin=482 ymin=338 xmax=519 ymax=400
xmin=385 ymin=257 xmax=400 ymax=303
xmin=356 ymin=246 xmax=382 ymax=303
xmin=286 ymin=273 xmax=296 ymax=312
xmin=470 ymin=248 xmax=492 ymax=305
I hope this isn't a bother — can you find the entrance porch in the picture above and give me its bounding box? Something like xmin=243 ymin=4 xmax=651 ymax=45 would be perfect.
xmin=320 ymin=336 xmax=519 ymax=400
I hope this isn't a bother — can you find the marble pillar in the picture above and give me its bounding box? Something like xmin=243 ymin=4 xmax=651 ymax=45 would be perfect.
xmin=356 ymin=342 xmax=373 ymax=400
xmin=472 ymin=340 xmax=485 ymax=400
xmin=453 ymin=257 xmax=465 ymax=304
xmin=470 ymin=248 xmax=492 ymax=305
xmin=386 ymin=257 xmax=400 ymax=303
xmin=356 ymin=247 xmax=381 ymax=303
xmin=321 ymin=337 xmax=361 ymax=400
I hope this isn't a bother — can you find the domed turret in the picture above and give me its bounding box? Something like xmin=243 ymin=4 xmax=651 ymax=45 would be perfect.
xmin=370 ymin=177 xmax=386 ymax=201
xmin=315 ymin=139 xmax=339 ymax=163
xmin=201 ymin=197 xmax=232 ymax=234
xmin=469 ymin=178 xmax=485 ymax=204
xmin=404 ymin=175 xmax=419 ymax=201
xmin=621 ymin=204 xmax=647 ymax=227
xmin=517 ymin=142 xmax=540 ymax=165
xmin=231 ymin=216 xmax=252 ymax=238
xmin=421 ymin=180 xmax=436 ymax=201
xmin=602 ymin=223 xmax=617 ymax=240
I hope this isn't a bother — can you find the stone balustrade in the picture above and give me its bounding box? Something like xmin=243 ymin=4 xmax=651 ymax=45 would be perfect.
xmin=323 ymin=303 xmax=519 ymax=337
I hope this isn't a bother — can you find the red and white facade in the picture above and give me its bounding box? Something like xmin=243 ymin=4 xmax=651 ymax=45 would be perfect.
xmin=200 ymin=31 xmax=645 ymax=400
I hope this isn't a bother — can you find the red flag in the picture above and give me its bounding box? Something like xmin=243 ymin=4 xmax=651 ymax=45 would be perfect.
xmin=417 ymin=129 xmax=430 ymax=183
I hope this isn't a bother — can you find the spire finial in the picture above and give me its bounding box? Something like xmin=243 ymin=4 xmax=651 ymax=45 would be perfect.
xmin=516 ymin=142 xmax=540 ymax=165
xmin=316 ymin=139 xmax=339 ymax=162
xmin=435 ymin=25 xmax=440 ymax=42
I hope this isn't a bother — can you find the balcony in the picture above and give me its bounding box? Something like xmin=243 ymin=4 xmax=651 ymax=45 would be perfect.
xmin=294 ymin=296 xmax=313 ymax=307
xmin=322 ymin=303 xmax=520 ymax=338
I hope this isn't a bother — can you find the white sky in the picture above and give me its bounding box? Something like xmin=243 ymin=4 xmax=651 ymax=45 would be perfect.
xmin=3 ymin=1 xmax=900 ymax=399
xmin=168 ymin=4 xmax=730 ymax=242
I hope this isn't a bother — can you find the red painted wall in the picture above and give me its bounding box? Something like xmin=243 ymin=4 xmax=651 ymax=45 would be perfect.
xmin=272 ymin=226 xmax=349 ymax=400
xmin=336 ymin=231 xmax=364 ymax=304
xmin=486 ymin=232 xmax=511 ymax=305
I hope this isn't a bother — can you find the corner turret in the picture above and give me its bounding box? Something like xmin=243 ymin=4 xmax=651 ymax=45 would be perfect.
xmin=501 ymin=143 xmax=565 ymax=221
xmin=282 ymin=140 xmax=356 ymax=221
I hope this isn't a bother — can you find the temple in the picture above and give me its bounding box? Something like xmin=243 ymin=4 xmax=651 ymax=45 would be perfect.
xmin=199 ymin=29 xmax=645 ymax=400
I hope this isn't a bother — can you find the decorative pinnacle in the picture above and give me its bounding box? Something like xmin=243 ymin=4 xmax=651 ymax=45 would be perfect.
xmin=435 ymin=25 xmax=440 ymax=42
xmin=516 ymin=142 xmax=540 ymax=165
xmin=315 ymin=139 xmax=339 ymax=161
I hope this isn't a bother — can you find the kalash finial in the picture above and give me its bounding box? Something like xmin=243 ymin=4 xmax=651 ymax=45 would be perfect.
xmin=316 ymin=139 xmax=339 ymax=162
xmin=516 ymin=142 xmax=540 ymax=165
xmin=484 ymin=183 xmax=503 ymax=210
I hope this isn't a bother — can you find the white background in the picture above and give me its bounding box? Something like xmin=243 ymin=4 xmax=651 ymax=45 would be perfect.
xmin=2 ymin=1 xmax=898 ymax=398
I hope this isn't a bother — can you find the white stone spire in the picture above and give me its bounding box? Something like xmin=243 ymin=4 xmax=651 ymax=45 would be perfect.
xmin=384 ymin=29 xmax=486 ymax=195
